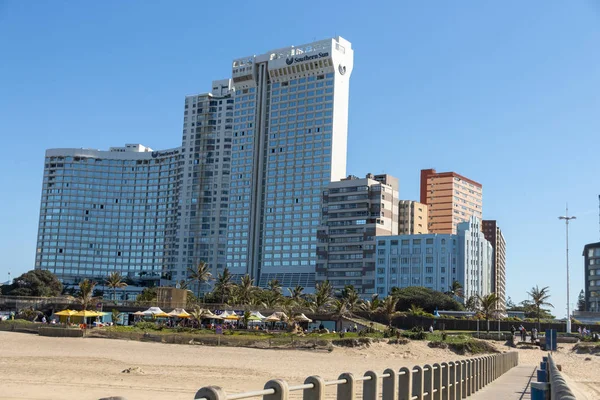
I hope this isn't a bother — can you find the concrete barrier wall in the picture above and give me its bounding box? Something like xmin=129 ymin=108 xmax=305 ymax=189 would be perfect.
xmin=194 ymin=351 xmax=519 ymax=400
xmin=39 ymin=326 xmax=84 ymax=337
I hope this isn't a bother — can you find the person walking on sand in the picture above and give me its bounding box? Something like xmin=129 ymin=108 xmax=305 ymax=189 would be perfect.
xmin=511 ymin=325 xmax=516 ymax=337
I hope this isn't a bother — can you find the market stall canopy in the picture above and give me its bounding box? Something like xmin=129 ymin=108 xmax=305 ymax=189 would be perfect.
xmin=142 ymin=307 xmax=165 ymax=316
xmin=133 ymin=311 xmax=145 ymax=316
xmin=251 ymin=311 xmax=267 ymax=319
xmin=294 ymin=313 xmax=312 ymax=322
xmin=247 ymin=315 xmax=262 ymax=321
xmin=168 ymin=308 xmax=190 ymax=318
xmin=223 ymin=314 xmax=240 ymax=320
xmin=200 ymin=309 xmax=223 ymax=320
xmin=153 ymin=312 xmax=171 ymax=318
xmin=264 ymin=312 xmax=288 ymax=322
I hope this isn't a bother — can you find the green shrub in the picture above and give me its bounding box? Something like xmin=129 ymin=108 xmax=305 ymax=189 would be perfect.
xmin=401 ymin=326 xmax=427 ymax=340
xmin=135 ymin=321 xmax=161 ymax=331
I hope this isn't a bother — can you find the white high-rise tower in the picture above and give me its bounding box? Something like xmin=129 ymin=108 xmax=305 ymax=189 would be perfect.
xmin=227 ymin=37 xmax=354 ymax=290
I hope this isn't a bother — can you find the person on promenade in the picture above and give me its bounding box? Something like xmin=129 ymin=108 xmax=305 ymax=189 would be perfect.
xmin=510 ymin=325 xmax=516 ymax=336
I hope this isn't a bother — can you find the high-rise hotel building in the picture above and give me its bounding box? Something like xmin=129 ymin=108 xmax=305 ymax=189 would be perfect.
xmin=227 ymin=37 xmax=353 ymax=288
xmin=35 ymin=37 xmax=354 ymax=293
xmin=36 ymin=145 xmax=182 ymax=297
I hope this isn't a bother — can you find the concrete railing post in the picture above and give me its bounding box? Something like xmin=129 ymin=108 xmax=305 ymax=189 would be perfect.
xmin=195 ymin=386 xmax=228 ymax=400
xmin=440 ymin=363 xmax=449 ymax=400
xmin=465 ymin=360 xmax=472 ymax=397
xmin=383 ymin=369 xmax=398 ymax=400
xmin=473 ymin=359 xmax=479 ymax=393
xmin=264 ymin=379 xmax=289 ymax=400
xmin=337 ymin=373 xmax=355 ymax=400
xmin=448 ymin=362 xmax=456 ymax=400
xmin=423 ymin=364 xmax=433 ymax=400
xmin=303 ymin=376 xmax=325 ymax=400
xmin=412 ymin=366 xmax=424 ymax=400
xmin=477 ymin=358 xmax=483 ymax=390
xmin=398 ymin=367 xmax=413 ymax=400
xmin=363 ymin=371 xmax=380 ymax=400
xmin=432 ymin=363 xmax=441 ymax=400
xmin=458 ymin=360 xmax=465 ymax=399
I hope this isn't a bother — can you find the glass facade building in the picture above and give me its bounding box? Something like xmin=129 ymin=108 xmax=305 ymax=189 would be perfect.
xmin=35 ymin=37 xmax=354 ymax=294
xmin=36 ymin=145 xmax=182 ymax=296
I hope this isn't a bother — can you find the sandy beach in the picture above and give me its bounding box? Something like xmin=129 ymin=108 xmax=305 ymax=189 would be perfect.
xmin=0 ymin=331 xmax=598 ymax=400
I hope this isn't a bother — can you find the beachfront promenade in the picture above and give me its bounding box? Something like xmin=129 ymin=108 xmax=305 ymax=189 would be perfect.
xmin=469 ymin=364 xmax=536 ymax=400
xmin=195 ymin=352 xmax=519 ymax=400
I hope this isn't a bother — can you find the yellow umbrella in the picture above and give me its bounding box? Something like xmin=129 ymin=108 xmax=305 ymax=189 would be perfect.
xmin=223 ymin=314 xmax=240 ymax=320
xmin=177 ymin=313 xmax=191 ymax=318
xmin=54 ymin=309 xmax=77 ymax=316
xmin=72 ymin=310 xmax=101 ymax=317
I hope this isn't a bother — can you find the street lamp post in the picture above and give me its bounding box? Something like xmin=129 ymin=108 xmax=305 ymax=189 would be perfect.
xmin=559 ymin=206 xmax=576 ymax=334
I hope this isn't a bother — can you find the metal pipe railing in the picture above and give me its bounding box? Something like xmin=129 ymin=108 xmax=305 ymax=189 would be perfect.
xmin=547 ymin=354 xmax=576 ymax=400
xmin=194 ymin=351 xmax=519 ymax=400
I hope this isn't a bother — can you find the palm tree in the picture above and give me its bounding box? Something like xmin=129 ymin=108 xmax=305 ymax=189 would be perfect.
xmin=189 ymin=307 xmax=203 ymax=326
xmin=77 ymin=279 xmax=96 ymax=310
xmin=187 ymin=261 xmax=213 ymax=299
xmin=288 ymin=285 xmax=305 ymax=303
xmin=447 ymin=280 xmax=464 ymax=298
xmin=214 ymin=267 xmax=233 ymax=304
xmin=380 ymin=296 xmax=399 ymax=327
xmin=260 ymin=290 xmax=283 ymax=308
xmin=407 ymin=304 xmax=425 ymax=317
xmin=465 ymin=295 xmax=479 ymax=312
xmin=341 ymin=285 xmax=362 ymax=313
xmin=309 ymin=281 xmax=333 ymax=313
xmin=111 ymin=309 xmax=121 ymax=325
xmin=105 ymin=272 xmax=128 ymax=303
xmin=267 ymin=279 xmax=282 ymax=295
xmin=236 ymin=275 xmax=258 ymax=305
xmin=332 ymin=299 xmax=350 ymax=332
xmin=360 ymin=294 xmax=382 ymax=317
xmin=527 ymin=285 xmax=554 ymax=331
xmin=477 ymin=293 xmax=499 ymax=332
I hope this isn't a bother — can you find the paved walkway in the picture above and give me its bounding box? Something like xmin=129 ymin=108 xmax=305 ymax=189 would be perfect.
xmin=469 ymin=365 xmax=537 ymax=400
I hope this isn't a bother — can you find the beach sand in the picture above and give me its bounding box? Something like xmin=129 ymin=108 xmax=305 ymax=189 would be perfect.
xmin=0 ymin=331 xmax=598 ymax=400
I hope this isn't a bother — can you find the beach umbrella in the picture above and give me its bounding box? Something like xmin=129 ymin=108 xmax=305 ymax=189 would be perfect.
xmin=72 ymin=310 xmax=101 ymax=317
xmin=54 ymin=309 xmax=77 ymax=316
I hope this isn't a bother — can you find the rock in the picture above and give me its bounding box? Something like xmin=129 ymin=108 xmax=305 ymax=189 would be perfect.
xmin=585 ymin=357 xmax=592 ymax=361
xmin=99 ymin=397 xmax=127 ymax=400
xmin=121 ymin=367 xmax=145 ymax=374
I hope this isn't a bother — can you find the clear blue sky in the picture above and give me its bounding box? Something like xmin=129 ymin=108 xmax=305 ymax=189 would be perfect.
xmin=1 ymin=1 xmax=599 ymax=316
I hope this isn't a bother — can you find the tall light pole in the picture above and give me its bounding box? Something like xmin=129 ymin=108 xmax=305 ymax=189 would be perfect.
xmin=559 ymin=206 xmax=576 ymax=334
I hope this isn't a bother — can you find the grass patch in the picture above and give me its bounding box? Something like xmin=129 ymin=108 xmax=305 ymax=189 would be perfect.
xmin=426 ymin=332 xmax=499 ymax=355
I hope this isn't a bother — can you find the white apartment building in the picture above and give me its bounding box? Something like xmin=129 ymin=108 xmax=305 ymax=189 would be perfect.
xmin=174 ymin=80 xmax=234 ymax=288
xmin=375 ymin=216 xmax=493 ymax=301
